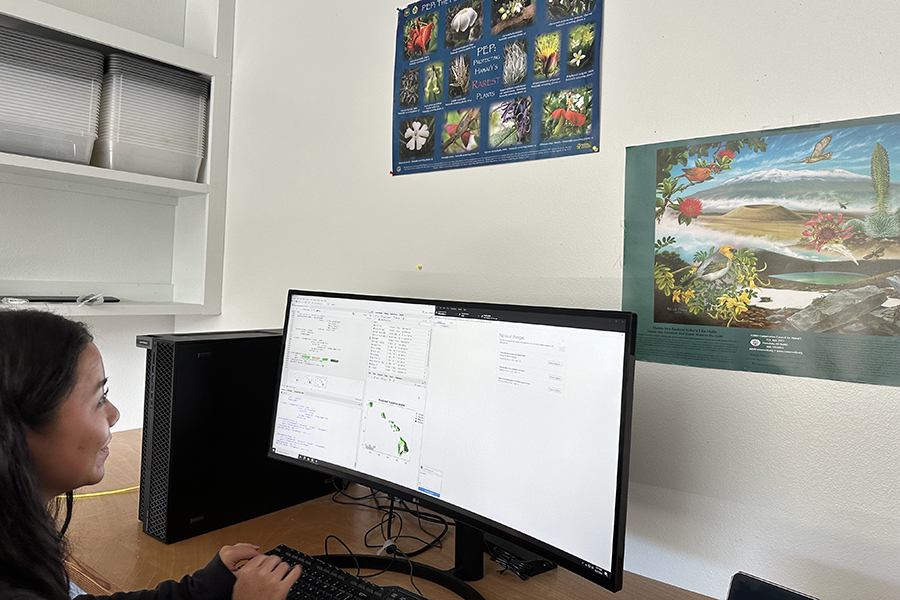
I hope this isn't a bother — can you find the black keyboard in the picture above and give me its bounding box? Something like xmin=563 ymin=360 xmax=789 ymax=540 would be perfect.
xmin=266 ymin=545 xmax=429 ymax=600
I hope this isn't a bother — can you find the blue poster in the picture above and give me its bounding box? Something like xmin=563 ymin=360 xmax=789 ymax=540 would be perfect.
xmin=392 ymin=0 xmax=602 ymax=175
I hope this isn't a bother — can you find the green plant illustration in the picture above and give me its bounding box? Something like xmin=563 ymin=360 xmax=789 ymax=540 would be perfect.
xmin=567 ymin=22 xmax=594 ymax=72
xmin=534 ymin=31 xmax=560 ymax=80
xmin=655 ymin=241 xmax=768 ymax=327
xmin=399 ymin=67 xmax=419 ymax=108
xmin=448 ymin=54 xmax=470 ymax=98
xmin=652 ymin=236 xmax=680 ymax=299
xmin=424 ymin=62 xmax=443 ymax=103
xmin=491 ymin=0 xmax=535 ymax=33
xmin=546 ymin=0 xmax=596 ymax=21
xmin=489 ymin=96 xmax=532 ymax=147
xmin=862 ymin=142 xmax=900 ymax=238
xmin=863 ymin=211 xmax=899 ymax=238
xmin=502 ymin=38 xmax=527 ymax=86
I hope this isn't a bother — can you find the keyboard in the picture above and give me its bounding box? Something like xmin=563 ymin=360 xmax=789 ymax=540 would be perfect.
xmin=266 ymin=545 xmax=429 ymax=600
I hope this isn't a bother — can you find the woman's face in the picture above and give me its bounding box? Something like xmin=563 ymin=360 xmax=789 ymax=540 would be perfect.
xmin=27 ymin=342 xmax=120 ymax=501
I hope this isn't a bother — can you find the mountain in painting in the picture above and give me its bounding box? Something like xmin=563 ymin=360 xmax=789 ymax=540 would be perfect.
xmin=688 ymin=168 xmax=899 ymax=213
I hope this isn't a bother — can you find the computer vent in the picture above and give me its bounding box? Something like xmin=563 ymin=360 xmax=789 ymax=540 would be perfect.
xmin=138 ymin=350 xmax=153 ymax=521
xmin=144 ymin=341 xmax=175 ymax=542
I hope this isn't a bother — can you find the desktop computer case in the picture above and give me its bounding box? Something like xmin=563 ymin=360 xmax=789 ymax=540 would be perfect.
xmin=136 ymin=329 xmax=333 ymax=543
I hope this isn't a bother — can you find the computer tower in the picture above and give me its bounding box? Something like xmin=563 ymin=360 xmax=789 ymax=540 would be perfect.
xmin=136 ymin=329 xmax=334 ymax=543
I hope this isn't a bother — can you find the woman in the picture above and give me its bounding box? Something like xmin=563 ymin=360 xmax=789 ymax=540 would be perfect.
xmin=0 ymin=310 xmax=301 ymax=600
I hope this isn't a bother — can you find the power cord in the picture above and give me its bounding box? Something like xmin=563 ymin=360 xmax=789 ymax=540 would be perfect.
xmin=333 ymin=485 xmax=449 ymax=559
xmin=333 ymin=483 xmax=554 ymax=585
xmin=323 ymin=534 xmax=427 ymax=598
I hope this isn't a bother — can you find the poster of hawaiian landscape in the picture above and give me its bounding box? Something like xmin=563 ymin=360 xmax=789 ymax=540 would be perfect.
xmin=623 ymin=114 xmax=900 ymax=385
xmin=393 ymin=0 xmax=601 ymax=175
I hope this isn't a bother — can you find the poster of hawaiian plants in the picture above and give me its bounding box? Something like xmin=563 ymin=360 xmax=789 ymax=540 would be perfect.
xmin=622 ymin=114 xmax=900 ymax=386
xmin=393 ymin=0 xmax=601 ymax=175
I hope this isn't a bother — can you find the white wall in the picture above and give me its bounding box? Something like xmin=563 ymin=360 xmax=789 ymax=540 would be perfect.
xmin=110 ymin=0 xmax=900 ymax=598
xmin=39 ymin=0 xmax=187 ymax=45
xmin=85 ymin=315 xmax=174 ymax=431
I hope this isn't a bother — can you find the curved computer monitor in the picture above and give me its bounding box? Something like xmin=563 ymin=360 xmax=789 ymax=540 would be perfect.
xmin=268 ymin=290 xmax=636 ymax=594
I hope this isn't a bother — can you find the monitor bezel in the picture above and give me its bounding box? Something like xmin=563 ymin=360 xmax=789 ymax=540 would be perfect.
xmin=268 ymin=289 xmax=636 ymax=593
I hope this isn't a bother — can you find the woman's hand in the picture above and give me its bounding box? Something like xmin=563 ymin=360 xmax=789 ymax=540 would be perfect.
xmin=232 ymin=554 xmax=302 ymax=600
xmin=218 ymin=543 xmax=261 ymax=571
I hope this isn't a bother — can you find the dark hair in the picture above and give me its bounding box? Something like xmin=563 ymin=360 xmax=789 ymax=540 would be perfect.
xmin=0 ymin=310 xmax=94 ymax=600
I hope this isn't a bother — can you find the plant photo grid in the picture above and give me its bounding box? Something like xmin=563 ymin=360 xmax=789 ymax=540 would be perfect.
xmin=393 ymin=0 xmax=603 ymax=175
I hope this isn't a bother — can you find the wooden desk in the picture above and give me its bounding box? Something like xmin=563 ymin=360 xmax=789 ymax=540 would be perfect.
xmin=66 ymin=429 xmax=712 ymax=600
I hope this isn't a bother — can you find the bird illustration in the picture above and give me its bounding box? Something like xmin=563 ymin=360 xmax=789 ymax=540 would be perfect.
xmin=791 ymin=134 xmax=833 ymax=164
xmin=677 ymin=167 xmax=712 ymax=183
xmin=681 ymin=245 xmax=735 ymax=286
xmin=838 ymin=201 xmax=848 ymax=209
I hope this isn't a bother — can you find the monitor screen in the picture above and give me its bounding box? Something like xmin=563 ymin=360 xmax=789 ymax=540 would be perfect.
xmin=269 ymin=290 xmax=636 ymax=593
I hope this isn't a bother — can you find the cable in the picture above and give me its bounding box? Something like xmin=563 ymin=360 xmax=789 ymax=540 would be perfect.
xmin=329 ymin=487 xmax=446 ymax=597
xmin=330 ymin=481 xmax=378 ymax=504
xmin=362 ymin=507 xmax=440 ymax=557
xmin=387 ymin=543 xmax=426 ymax=598
xmin=334 ymin=487 xmax=446 ymax=527
xmin=325 ymin=533 xmax=398 ymax=580
xmin=333 ymin=487 xmax=450 ymax=558
xmin=323 ymin=534 xmax=362 ymax=577
xmin=403 ymin=501 xmax=448 ymax=554
xmin=62 ymin=486 xmax=139 ymax=499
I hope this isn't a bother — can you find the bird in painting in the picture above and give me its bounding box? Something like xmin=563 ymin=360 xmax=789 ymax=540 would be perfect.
xmin=679 ymin=167 xmax=712 ymax=183
xmin=791 ymin=134 xmax=833 ymax=164
xmin=681 ymin=245 xmax=736 ymax=286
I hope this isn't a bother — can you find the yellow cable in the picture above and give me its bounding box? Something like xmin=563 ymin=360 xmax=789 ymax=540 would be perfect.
xmin=72 ymin=486 xmax=139 ymax=499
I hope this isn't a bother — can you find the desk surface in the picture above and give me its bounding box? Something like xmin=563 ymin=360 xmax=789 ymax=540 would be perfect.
xmin=66 ymin=429 xmax=712 ymax=600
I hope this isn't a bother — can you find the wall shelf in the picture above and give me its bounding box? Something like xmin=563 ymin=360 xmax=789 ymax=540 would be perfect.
xmin=0 ymin=151 xmax=209 ymax=200
xmin=0 ymin=0 xmax=234 ymax=316
xmin=0 ymin=299 xmax=206 ymax=317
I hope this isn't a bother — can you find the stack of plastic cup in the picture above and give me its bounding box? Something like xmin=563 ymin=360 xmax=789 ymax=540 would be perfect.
xmin=91 ymin=54 xmax=209 ymax=181
xmin=0 ymin=25 xmax=103 ymax=164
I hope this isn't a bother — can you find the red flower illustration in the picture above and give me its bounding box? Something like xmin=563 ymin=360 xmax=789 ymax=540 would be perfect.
xmin=406 ymin=20 xmax=434 ymax=56
xmin=550 ymin=108 xmax=586 ymax=126
xmin=679 ymin=197 xmax=703 ymax=218
xmin=802 ymin=210 xmax=853 ymax=251
xmin=716 ymin=149 xmax=736 ymax=160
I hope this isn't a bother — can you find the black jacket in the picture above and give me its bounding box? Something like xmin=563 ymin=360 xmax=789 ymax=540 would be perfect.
xmin=0 ymin=555 xmax=235 ymax=600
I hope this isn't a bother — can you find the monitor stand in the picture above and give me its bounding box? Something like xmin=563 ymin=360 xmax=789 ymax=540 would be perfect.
xmin=315 ymin=521 xmax=486 ymax=600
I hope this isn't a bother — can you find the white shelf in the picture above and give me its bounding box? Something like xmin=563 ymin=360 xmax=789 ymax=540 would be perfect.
xmin=0 ymin=300 xmax=206 ymax=317
xmin=0 ymin=151 xmax=209 ymax=200
xmin=0 ymin=0 xmax=234 ymax=317
xmin=59 ymin=300 xmax=206 ymax=317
